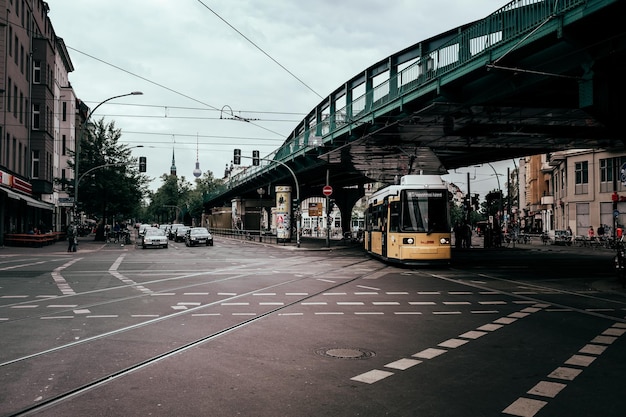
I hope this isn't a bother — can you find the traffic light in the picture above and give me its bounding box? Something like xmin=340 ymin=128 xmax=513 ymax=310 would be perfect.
xmin=139 ymin=156 xmax=147 ymax=172
xmin=327 ymin=199 xmax=335 ymax=215
xmin=471 ymin=194 xmax=479 ymax=211
xmin=252 ymin=150 xmax=260 ymax=166
xmin=233 ymin=149 xmax=241 ymax=165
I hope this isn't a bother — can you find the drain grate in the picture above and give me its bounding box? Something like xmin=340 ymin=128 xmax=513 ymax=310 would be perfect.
xmin=315 ymin=347 xmax=375 ymax=360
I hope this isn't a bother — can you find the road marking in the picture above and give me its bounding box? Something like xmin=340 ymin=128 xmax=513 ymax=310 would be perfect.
xmin=527 ymin=381 xmax=566 ymax=398
xmin=385 ymin=358 xmax=421 ymax=370
xmin=548 ymin=367 xmax=582 ymax=381
xmin=502 ymin=398 xmax=547 ymax=417
xmin=353 ymin=303 xmax=547 ymax=385
xmin=564 ymin=354 xmax=595 ymax=367
xmin=413 ymin=348 xmax=447 ymax=359
xmin=350 ymin=370 xmax=394 ymax=384
xmin=438 ymin=338 xmax=468 ymax=349
xmin=503 ymin=322 xmax=625 ymax=416
xmin=51 ymin=258 xmax=82 ymax=295
xmin=11 ymin=305 xmax=38 ymax=308
xmin=357 ymin=285 xmax=380 ymax=291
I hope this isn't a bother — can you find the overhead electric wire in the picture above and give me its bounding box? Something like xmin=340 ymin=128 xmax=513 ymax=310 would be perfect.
xmin=66 ymin=46 xmax=287 ymax=138
xmin=195 ymin=0 xmax=324 ymax=100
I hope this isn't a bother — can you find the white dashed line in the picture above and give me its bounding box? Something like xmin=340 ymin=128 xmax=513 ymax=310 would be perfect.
xmin=350 ymin=370 xmax=394 ymax=384
xmin=385 ymin=358 xmax=421 ymax=370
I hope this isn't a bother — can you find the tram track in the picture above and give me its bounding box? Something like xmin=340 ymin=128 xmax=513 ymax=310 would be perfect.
xmin=438 ymin=268 xmax=626 ymax=323
xmin=2 ymin=259 xmax=388 ymax=417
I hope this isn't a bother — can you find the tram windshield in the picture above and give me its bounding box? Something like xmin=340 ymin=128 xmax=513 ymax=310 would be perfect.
xmin=400 ymin=189 xmax=449 ymax=233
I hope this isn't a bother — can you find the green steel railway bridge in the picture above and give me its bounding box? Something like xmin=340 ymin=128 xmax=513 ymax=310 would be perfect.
xmin=204 ymin=0 xmax=625 ymax=234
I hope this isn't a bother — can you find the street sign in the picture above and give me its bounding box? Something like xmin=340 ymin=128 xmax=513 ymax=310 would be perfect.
xmin=621 ymin=162 xmax=626 ymax=185
xmin=58 ymin=197 xmax=74 ymax=207
xmin=322 ymin=185 xmax=333 ymax=196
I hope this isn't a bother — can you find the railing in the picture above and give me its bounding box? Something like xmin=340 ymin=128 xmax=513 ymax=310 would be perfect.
xmin=4 ymin=233 xmax=58 ymax=247
xmin=210 ymin=228 xmax=281 ymax=245
xmin=208 ymin=0 xmax=591 ymax=199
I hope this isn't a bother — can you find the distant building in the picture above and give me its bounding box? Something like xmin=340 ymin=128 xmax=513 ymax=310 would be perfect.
xmin=522 ymin=149 xmax=626 ymax=237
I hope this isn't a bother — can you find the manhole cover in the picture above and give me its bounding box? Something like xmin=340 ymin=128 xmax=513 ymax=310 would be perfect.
xmin=315 ymin=347 xmax=375 ymax=359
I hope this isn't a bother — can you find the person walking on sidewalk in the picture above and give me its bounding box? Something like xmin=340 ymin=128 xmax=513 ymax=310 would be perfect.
xmin=67 ymin=223 xmax=77 ymax=252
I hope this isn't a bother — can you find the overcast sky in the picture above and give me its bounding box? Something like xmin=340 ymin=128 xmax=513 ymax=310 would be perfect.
xmin=49 ymin=0 xmax=513 ymax=197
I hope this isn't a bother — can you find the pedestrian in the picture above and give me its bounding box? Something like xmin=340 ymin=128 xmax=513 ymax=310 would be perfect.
xmin=588 ymin=226 xmax=595 ymax=241
xmin=67 ymin=223 xmax=77 ymax=252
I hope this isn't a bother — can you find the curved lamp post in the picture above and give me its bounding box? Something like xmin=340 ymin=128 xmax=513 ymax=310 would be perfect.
xmin=73 ymin=91 xmax=143 ymax=222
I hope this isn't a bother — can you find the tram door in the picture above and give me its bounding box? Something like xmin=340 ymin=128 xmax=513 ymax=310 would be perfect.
xmin=381 ymin=199 xmax=388 ymax=258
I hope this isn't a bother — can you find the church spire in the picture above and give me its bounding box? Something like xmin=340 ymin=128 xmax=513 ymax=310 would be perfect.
xmin=170 ymin=137 xmax=177 ymax=177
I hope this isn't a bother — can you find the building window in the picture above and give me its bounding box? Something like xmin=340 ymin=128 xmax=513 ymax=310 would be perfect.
xmin=33 ymin=61 xmax=41 ymax=84
xmin=32 ymin=104 xmax=40 ymax=129
xmin=575 ymin=161 xmax=588 ymax=194
xmin=62 ymin=101 xmax=67 ymax=121
xmin=32 ymin=150 xmax=40 ymax=179
xmin=600 ymin=158 xmax=613 ymax=193
xmin=576 ymin=203 xmax=590 ymax=236
xmin=62 ymin=134 xmax=67 ymax=156
xmin=7 ymin=78 xmax=11 ymax=113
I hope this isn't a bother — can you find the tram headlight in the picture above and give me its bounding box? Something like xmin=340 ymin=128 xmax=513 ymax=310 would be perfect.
xmin=402 ymin=237 xmax=415 ymax=245
xmin=440 ymin=237 xmax=450 ymax=245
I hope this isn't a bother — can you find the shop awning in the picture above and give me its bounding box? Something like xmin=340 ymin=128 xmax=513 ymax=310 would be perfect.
xmin=1 ymin=188 xmax=21 ymax=200
xmin=1 ymin=188 xmax=54 ymax=210
xmin=20 ymin=194 xmax=54 ymax=210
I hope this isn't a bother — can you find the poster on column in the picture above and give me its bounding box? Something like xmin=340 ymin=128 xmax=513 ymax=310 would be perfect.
xmin=275 ymin=186 xmax=292 ymax=241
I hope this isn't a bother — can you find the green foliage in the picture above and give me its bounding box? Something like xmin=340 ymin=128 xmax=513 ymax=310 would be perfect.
xmin=145 ymin=170 xmax=223 ymax=225
xmin=73 ymin=118 xmax=149 ymax=222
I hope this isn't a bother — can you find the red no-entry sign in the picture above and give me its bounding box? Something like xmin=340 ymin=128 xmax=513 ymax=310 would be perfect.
xmin=322 ymin=185 xmax=333 ymax=196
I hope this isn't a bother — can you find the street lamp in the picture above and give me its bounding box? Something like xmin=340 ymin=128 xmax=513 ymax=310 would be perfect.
xmin=257 ymin=187 xmax=265 ymax=242
xmin=73 ymin=91 xmax=143 ymax=222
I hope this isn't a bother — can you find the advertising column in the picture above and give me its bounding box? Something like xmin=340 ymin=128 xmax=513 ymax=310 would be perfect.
xmin=275 ymin=186 xmax=292 ymax=241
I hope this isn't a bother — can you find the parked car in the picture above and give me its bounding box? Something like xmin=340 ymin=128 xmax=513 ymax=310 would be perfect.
xmin=185 ymin=227 xmax=213 ymax=247
xmin=142 ymin=228 xmax=169 ymax=249
xmin=174 ymin=226 xmax=190 ymax=242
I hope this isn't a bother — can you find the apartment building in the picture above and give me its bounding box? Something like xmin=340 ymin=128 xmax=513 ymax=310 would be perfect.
xmin=523 ymin=149 xmax=626 ymax=238
xmin=0 ymin=0 xmax=77 ymax=242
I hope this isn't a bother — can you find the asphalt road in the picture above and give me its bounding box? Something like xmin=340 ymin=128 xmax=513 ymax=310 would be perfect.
xmin=0 ymin=235 xmax=624 ymax=417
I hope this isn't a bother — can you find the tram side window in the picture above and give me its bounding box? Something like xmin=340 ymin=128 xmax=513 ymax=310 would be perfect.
xmin=366 ymin=204 xmax=385 ymax=231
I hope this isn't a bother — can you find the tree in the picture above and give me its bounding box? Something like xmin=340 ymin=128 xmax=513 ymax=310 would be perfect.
xmin=147 ymin=174 xmax=193 ymax=224
xmin=145 ymin=170 xmax=223 ymax=226
xmin=67 ymin=118 xmax=149 ymax=237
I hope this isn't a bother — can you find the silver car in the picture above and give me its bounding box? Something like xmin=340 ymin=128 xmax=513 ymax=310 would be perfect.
xmin=142 ymin=228 xmax=168 ymax=249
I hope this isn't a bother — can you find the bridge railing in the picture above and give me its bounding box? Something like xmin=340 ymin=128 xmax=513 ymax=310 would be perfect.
xmin=209 ymin=0 xmax=589 ymax=200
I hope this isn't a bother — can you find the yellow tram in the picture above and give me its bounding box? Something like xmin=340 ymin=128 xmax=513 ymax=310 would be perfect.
xmin=364 ymin=174 xmax=452 ymax=266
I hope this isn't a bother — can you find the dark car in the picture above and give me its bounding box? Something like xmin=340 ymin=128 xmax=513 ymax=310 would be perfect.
xmin=174 ymin=226 xmax=190 ymax=242
xmin=184 ymin=227 xmax=213 ymax=247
